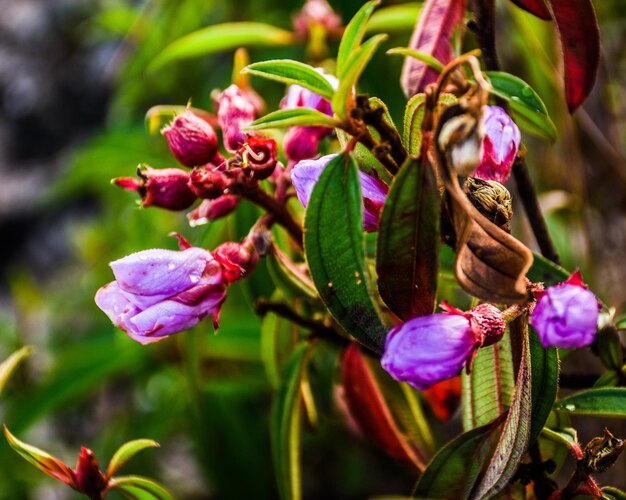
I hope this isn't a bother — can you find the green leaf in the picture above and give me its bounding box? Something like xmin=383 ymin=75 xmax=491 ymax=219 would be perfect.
xmin=603 ymin=486 xmax=626 ymax=500
xmin=485 ymin=71 xmax=557 ymax=142
xmin=555 ymin=388 xmax=626 ymax=417
xmin=387 ymin=47 xmax=445 ymax=72
xmin=402 ymin=94 xmax=426 ymax=157
xmin=0 ymin=346 xmax=32 ymax=395
xmin=271 ymin=343 xmax=312 ymax=500
xmin=472 ymin=316 xmax=532 ymax=499
xmin=243 ymin=60 xmax=335 ymax=101
xmin=336 ymin=0 xmax=380 ymax=78
xmin=376 ymin=158 xmax=439 ymax=320
xmin=3 ymin=426 xmax=75 ymax=487
xmin=414 ymin=422 xmax=500 ymax=499
xmin=266 ymin=245 xmax=318 ymax=301
xmin=462 ymin=331 xmax=515 ymax=430
xmin=526 ymin=251 xmax=570 ymax=286
xmin=107 ymin=439 xmax=160 ymax=478
xmin=366 ymin=3 xmax=422 ymax=34
xmin=246 ymin=108 xmax=337 ymax=131
xmin=332 ymin=34 xmax=388 ymax=120
xmin=148 ymin=23 xmax=295 ymax=72
xmin=528 ymin=327 xmax=559 ymax=445
xmin=594 ymin=371 xmax=620 ymax=388
xmin=109 ymin=476 xmax=173 ymax=500
xmin=304 ymin=154 xmax=388 ymax=353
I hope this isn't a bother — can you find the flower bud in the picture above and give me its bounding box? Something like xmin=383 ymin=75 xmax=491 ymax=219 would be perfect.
xmin=474 ymin=106 xmax=521 ymax=184
xmin=291 ymin=154 xmax=388 ymax=231
xmin=217 ymin=84 xmax=256 ymax=153
xmin=162 ymin=110 xmax=218 ymax=167
xmin=531 ymin=271 xmax=600 ymax=349
xmin=213 ymin=240 xmax=259 ymax=283
xmin=74 ymin=448 xmax=107 ymax=498
xmin=95 ymin=247 xmax=227 ymax=344
xmin=468 ymin=303 xmax=506 ymax=346
xmin=465 ymin=177 xmax=513 ymax=232
xmin=240 ymin=137 xmax=278 ymax=180
xmin=292 ymin=0 xmax=342 ymax=38
xmin=283 ymin=126 xmax=323 ymax=162
xmin=186 ymin=195 xmax=240 ymax=227
xmin=114 ymin=165 xmax=197 ymax=211
xmin=437 ymin=111 xmax=484 ymax=177
xmin=282 ymin=68 xmax=338 ymax=117
xmin=188 ymin=166 xmax=232 ymax=199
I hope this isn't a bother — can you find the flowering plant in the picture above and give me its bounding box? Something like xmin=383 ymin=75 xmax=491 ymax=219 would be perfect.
xmin=4 ymin=0 xmax=626 ymax=498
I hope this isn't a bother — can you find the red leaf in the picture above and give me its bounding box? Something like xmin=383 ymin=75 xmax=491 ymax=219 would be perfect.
xmin=340 ymin=344 xmax=425 ymax=469
xmin=509 ymin=0 xmax=551 ymax=20
xmin=548 ymin=0 xmax=600 ymax=112
xmin=400 ymin=0 xmax=467 ymax=98
xmin=421 ymin=376 xmax=461 ymax=422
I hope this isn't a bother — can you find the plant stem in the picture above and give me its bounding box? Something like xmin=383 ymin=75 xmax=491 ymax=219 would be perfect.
xmin=471 ymin=0 xmax=560 ymax=265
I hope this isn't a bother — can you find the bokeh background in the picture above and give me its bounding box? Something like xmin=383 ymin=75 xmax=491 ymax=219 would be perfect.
xmin=0 ymin=0 xmax=624 ymax=498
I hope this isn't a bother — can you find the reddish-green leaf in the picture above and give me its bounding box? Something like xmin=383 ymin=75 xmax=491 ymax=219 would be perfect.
xmin=509 ymin=0 xmax=551 ymax=20
xmin=304 ymin=154 xmax=388 ymax=353
xmin=108 ymin=475 xmax=173 ymax=500
xmin=107 ymin=439 xmax=160 ymax=479
xmin=376 ymin=158 xmax=439 ymax=320
xmin=548 ymin=0 xmax=600 ymax=112
xmin=400 ymin=0 xmax=467 ymax=98
xmin=341 ymin=344 xmax=427 ymax=469
xmin=4 ymin=426 xmax=76 ymax=488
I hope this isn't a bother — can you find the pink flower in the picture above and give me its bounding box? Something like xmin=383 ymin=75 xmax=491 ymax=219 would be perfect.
xmin=291 ymin=154 xmax=388 ymax=232
xmin=217 ymin=84 xmax=256 ymax=153
xmin=95 ymin=248 xmax=226 ymax=344
xmin=162 ymin=110 xmax=219 ymax=167
xmin=531 ymin=271 xmax=599 ymax=348
xmin=474 ymin=106 xmax=521 ymax=184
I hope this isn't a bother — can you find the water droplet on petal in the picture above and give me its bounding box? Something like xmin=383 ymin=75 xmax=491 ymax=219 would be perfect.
xmin=168 ymin=263 xmax=175 ymax=270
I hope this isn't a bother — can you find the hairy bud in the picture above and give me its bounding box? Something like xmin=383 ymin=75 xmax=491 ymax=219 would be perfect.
xmin=465 ymin=177 xmax=513 ymax=232
xmin=162 ymin=110 xmax=218 ymax=167
xmin=189 ymin=166 xmax=232 ymax=199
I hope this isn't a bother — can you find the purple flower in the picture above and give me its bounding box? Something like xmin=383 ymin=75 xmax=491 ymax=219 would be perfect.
xmin=162 ymin=110 xmax=218 ymax=167
xmin=531 ymin=271 xmax=599 ymax=349
xmin=291 ymin=154 xmax=388 ymax=232
xmin=474 ymin=106 xmax=521 ymax=184
xmin=381 ymin=303 xmax=505 ymax=390
xmin=217 ymin=84 xmax=256 ymax=153
xmin=382 ymin=314 xmax=478 ymax=390
xmin=95 ymin=248 xmax=226 ymax=344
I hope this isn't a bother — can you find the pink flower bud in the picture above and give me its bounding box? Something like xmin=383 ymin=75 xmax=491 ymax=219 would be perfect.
xmin=240 ymin=137 xmax=278 ymax=180
xmin=74 ymin=448 xmax=107 ymax=498
xmin=95 ymin=247 xmax=227 ymax=344
xmin=188 ymin=166 xmax=232 ymax=199
xmin=186 ymin=195 xmax=240 ymax=227
xmin=467 ymin=303 xmax=506 ymax=347
xmin=282 ymin=68 xmax=338 ymax=117
xmin=291 ymin=154 xmax=388 ymax=232
xmin=283 ymin=126 xmax=323 ymax=162
xmin=292 ymin=0 xmax=342 ymax=38
xmin=213 ymin=240 xmax=259 ymax=283
xmin=113 ymin=165 xmax=197 ymax=211
xmin=217 ymin=84 xmax=256 ymax=153
xmin=162 ymin=110 xmax=218 ymax=167
xmin=531 ymin=271 xmax=599 ymax=349
xmin=474 ymin=106 xmax=521 ymax=184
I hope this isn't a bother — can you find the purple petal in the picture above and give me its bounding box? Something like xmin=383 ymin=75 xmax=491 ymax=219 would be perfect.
xmin=291 ymin=154 xmax=338 ymax=207
xmin=110 ymin=247 xmax=213 ymax=297
xmin=95 ymin=282 xmax=140 ymax=333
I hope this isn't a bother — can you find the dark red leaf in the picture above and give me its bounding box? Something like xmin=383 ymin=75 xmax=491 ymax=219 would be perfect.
xmin=400 ymin=0 xmax=467 ymax=98
xmin=548 ymin=0 xmax=600 ymax=112
xmin=509 ymin=0 xmax=551 ymax=20
xmin=340 ymin=344 xmax=425 ymax=469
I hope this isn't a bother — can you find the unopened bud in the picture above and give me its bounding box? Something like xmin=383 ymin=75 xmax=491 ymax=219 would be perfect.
xmin=114 ymin=165 xmax=197 ymax=211
xmin=437 ymin=111 xmax=484 ymax=177
xmin=187 ymin=195 xmax=240 ymax=227
xmin=293 ymin=0 xmax=342 ymax=38
xmin=162 ymin=110 xmax=218 ymax=167
xmin=213 ymin=240 xmax=259 ymax=283
xmin=74 ymin=448 xmax=107 ymax=498
xmin=240 ymin=137 xmax=277 ymax=179
xmin=465 ymin=177 xmax=513 ymax=232
xmin=284 ymin=126 xmax=322 ymax=162
xmin=188 ymin=166 xmax=232 ymax=199
xmin=474 ymin=106 xmax=520 ymax=184
xmin=217 ymin=84 xmax=256 ymax=153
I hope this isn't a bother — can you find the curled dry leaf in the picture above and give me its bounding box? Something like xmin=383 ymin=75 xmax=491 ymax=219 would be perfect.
xmin=435 ymin=104 xmax=533 ymax=304
xmin=400 ymin=0 xmax=467 ymax=98
xmin=548 ymin=0 xmax=600 ymax=112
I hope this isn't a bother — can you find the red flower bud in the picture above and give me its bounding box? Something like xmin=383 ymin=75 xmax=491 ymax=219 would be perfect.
xmin=468 ymin=303 xmax=506 ymax=347
xmin=162 ymin=110 xmax=218 ymax=167
xmin=188 ymin=166 xmax=232 ymax=199
xmin=214 ymin=240 xmax=259 ymax=283
xmin=240 ymin=137 xmax=278 ymax=180
xmin=114 ymin=165 xmax=197 ymax=211
xmin=74 ymin=448 xmax=107 ymax=498
xmin=217 ymin=84 xmax=256 ymax=153
xmin=187 ymin=195 xmax=240 ymax=227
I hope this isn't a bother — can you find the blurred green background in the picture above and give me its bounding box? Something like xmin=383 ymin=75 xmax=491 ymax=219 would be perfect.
xmin=0 ymin=0 xmax=624 ymax=498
